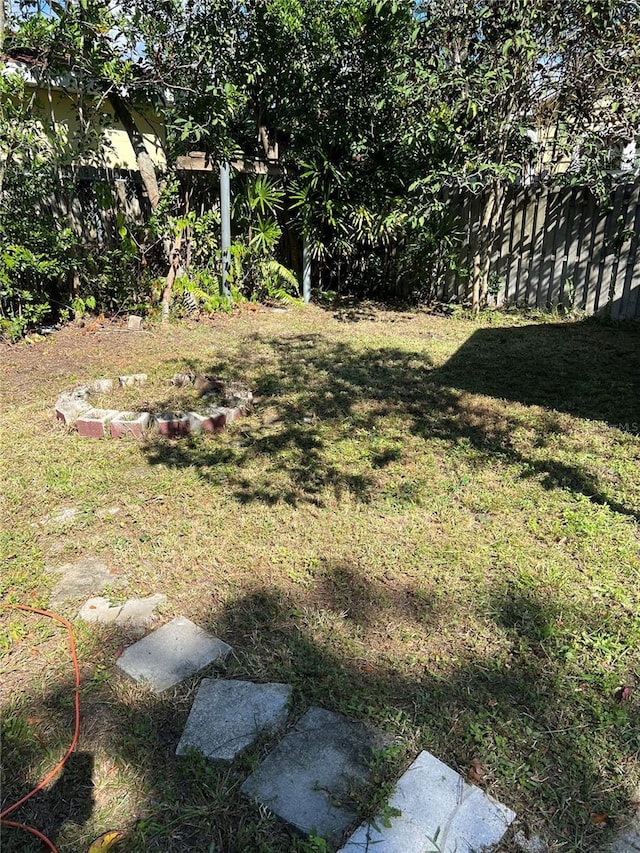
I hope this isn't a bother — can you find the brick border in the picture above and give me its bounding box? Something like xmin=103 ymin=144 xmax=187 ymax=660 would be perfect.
xmin=55 ymin=374 xmax=252 ymax=439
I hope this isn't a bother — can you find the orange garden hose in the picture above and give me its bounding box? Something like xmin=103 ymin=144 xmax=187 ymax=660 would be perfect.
xmin=1 ymin=604 xmax=81 ymax=853
xmin=0 ymin=819 xmax=59 ymax=852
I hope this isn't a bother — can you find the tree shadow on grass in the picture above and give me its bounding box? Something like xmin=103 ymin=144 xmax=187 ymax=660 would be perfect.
xmin=209 ymin=577 xmax=638 ymax=851
xmin=438 ymin=321 xmax=640 ymax=427
xmin=1 ymin=747 xmax=94 ymax=852
xmin=1 ymin=564 xmax=637 ymax=852
xmin=141 ymin=320 xmax=640 ymax=517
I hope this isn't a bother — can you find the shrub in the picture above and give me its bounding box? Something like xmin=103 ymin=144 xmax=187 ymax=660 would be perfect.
xmin=0 ymin=164 xmax=79 ymax=339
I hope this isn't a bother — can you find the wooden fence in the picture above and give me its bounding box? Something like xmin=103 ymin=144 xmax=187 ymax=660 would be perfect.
xmin=442 ymin=181 xmax=640 ymax=321
xmin=52 ymin=168 xmax=640 ymax=320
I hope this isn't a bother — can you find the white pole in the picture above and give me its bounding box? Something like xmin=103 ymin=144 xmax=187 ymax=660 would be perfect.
xmin=302 ymin=238 xmax=311 ymax=304
xmin=220 ymin=161 xmax=231 ymax=303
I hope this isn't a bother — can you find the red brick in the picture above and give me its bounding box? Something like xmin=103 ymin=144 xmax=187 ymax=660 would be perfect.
xmin=110 ymin=412 xmax=151 ymax=439
xmin=56 ymin=402 xmax=90 ymax=426
xmin=76 ymin=409 xmax=120 ymax=438
xmin=155 ymin=413 xmax=190 ymax=437
xmin=188 ymin=410 xmax=227 ymax=434
xmin=224 ymin=406 xmax=242 ymax=424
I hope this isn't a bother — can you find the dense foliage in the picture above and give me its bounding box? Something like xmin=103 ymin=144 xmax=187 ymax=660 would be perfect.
xmin=1 ymin=0 xmax=639 ymax=333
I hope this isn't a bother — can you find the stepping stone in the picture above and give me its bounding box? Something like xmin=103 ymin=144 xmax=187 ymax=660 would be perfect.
xmin=49 ymin=556 xmax=114 ymax=605
xmin=176 ymin=679 xmax=292 ymax=761
xmin=609 ymin=825 xmax=640 ymax=852
xmin=116 ymin=616 xmax=231 ymax=693
xmin=241 ymin=707 xmax=389 ymax=846
xmin=609 ymin=783 xmax=640 ymax=852
xmin=78 ymin=593 xmax=166 ymax=631
xmin=337 ymin=750 xmax=516 ymax=853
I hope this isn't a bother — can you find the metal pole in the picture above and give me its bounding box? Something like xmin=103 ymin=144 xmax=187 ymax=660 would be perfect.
xmin=302 ymin=237 xmax=311 ymax=304
xmin=220 ymin=161 xmax=231 ymax=303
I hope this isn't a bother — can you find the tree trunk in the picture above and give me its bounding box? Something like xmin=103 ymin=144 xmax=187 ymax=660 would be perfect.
xmin=108 ymin=91 xmax=160 ymax=210
xmin=259 ymin=124 xmax=278 ymax=160
xmin=161 ymin=236 xmax=183 ymax=324
xmin=471 ymin=181 xmax=505 ymax=312
xmin=108 ymin=90 xmax=184 ymax=320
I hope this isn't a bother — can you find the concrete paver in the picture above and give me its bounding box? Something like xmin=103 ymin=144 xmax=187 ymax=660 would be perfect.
xmin=176 ymin=679 xmax=292 ymax=761
xmin=49 ymin=556 xmax=113 ymax=605
xmin=338 ymin=750 xmax=516 ymax=853
xmin=116 ymin=616 xmax=231 ymax=692
xmin=241 ymin=706 xmax=389 ymax=846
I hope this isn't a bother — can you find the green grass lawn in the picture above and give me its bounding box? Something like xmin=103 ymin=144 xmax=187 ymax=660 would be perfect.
xmin=1 ymin=304 xmax=639 ymax=853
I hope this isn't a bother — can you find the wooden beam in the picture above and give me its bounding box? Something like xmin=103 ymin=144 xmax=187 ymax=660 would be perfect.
xmin=176 ymin=152 xmax=280 ymax=175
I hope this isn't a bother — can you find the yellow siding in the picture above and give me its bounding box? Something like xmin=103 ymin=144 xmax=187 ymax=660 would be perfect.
xmin=32 ymin=88 xmax=166 ymax=170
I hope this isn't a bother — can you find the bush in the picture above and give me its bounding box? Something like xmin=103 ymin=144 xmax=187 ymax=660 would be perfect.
xmin=0 ymin=163 xmax=79 ymax=339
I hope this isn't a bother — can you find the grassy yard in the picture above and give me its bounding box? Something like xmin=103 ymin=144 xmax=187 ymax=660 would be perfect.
xmin=1 ymin=304 xmax=639 ymax=853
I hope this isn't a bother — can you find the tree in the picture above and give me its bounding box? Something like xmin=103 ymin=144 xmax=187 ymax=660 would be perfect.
xmin=237 ymin=0 xmax=422 ymax=291
xmin=0 ymin=66 xmax=80 ymax=337
xmin=5 ymin=0 xmax=639 ymax=321
xmin=407 ymin=0 xmax=640 ymax=308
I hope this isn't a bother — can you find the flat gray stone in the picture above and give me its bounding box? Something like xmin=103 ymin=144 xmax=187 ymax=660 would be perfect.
xmin=42 ymin=507 xmax=80 ymax=526
xmin=338 ymin=750 xmax=516 ymax=853
xmin=78 ymin=594 xmax=166 ymax=631
xmin=172 ymin=372 xmax=194 ymax=387
xmin=176 ymin=679 xmax=291 ymax=761
xmin=609 ymin=822 xmax=640 ymax=852
xmin=116 ymin=617 xmax=232 ymax=692
xmin=79 ymin=596 xmax=121 ymax=625
xmin=241 ymin=707 xmax=389 ymax=845
xmin=118 ymin=594 xmax=166 ymax=625
xmin=609 ymin=782 xmax=640 ymax=852
xmin=49 ymin=556 xmax=113 ymax=605
xmin=119 ymin=373 xmax=147 ymax=387
xmin=57 ymin=386 xmax=91 ymax=405
xmin=222 ymin=383 xmax=253 ymax=411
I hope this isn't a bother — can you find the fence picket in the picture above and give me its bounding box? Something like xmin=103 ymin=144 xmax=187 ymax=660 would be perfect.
xmin=564 ymin=187 xmax=588 ymax=310
xmin=615 ymin=188 xmax=640 ymax=320
xmin=511 ymin=189 xmax=529 ymax=306
xmin=609 ymin=185 xmax=635 ymax=317
xmin=523 ymin=190 xmax=543 ymax=304
xmin=446 ymin=179 xmax=639 ymax=319
xmin=501 ymin=185 xmax=519 ymax=303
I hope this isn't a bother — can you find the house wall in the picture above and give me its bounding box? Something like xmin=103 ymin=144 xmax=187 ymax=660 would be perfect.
xmin=32 ymin=87 xmax=167 ymax=170
xmin=529 ymin=114 xmax=640 ymax=182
